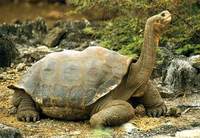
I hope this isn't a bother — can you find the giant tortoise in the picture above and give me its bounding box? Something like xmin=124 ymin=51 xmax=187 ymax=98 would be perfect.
xmin=8 ymin=10 xmax=171 ymax=127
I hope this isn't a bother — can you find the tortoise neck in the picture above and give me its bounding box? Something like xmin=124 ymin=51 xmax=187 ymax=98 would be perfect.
xmin=108 ymin=23 xmax=160 ymax=101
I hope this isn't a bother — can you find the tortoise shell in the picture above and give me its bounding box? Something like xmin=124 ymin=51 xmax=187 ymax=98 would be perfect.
xmin=12 ymin=46 xmax=132 ymax=109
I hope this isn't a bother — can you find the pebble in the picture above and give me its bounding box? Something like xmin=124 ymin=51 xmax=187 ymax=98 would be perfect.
xmin=16 ymin=63 xmax=26 ymax=71
xmin=0 ymin=74 xmax=4 ymax=80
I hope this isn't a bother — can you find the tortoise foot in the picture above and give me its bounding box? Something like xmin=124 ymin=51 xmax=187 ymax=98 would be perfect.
xmin=17 ymin=110 xmax=40 ymax=122
xmin=146 ymin=103 xmax=167 ymax=117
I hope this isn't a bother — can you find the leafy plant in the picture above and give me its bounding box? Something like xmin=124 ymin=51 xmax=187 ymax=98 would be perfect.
xmin=175 ymin=44 xmax=200 ymax=56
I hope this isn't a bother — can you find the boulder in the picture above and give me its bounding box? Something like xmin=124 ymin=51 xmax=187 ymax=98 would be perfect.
xmin=43 ymin=27 xmax=65 ymax=47
xmin=162 ymin=58 xmax=198 ymax=95
xmin=0 ymin=123 xmax=22 ymax=138
xmin=19 ymin=46 xmax=52 ymax=63
xmin=0 ymin=17 xmax=47 ymax=44
xmin=0 ymin=36 xmax=19 ymax=67
xmin=52 ymin=20 xmax=94 ymax=50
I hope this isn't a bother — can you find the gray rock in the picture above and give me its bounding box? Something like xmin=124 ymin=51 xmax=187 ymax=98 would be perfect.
xmin=43 ymin=27 xmax=65 ymax=47
xmin=19 ymin=46 xmax=52 ymax=63
xmin=53 ymin=20 xmax=94 ymax=50
xmin=146 ymin=122 xmax=177 ymax=137
xmin=163 ymin=58 xmax=198 ymax=95
xmin=189 ymin=55 xmax=200 ymax=91
xmin=116 ymin=123 xmax=144 ymax=138
xmin=175 ymin=127 xmax=200 ymax=138
xmin=0 ymin=17 xmax=47 ymax=44
xmin=152 ymin=127 xmax=200 ymax=138
xmin=0 ymin=123 xmax=21 ymax=138
xmin=59 ymin=41 xmax=79 ymax=50
xmin=190 ymin=55 xmax=200 ymax=70
xmin=175 ymin=94 xmax=200 ymax=109
xmin=152 ymin=46 xmax=174 ymax=79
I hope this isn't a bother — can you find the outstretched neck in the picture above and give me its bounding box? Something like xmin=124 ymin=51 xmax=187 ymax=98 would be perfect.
xmin=125 ymin=22 xmax=160 ymax=92
xmin=136 ymin=23 xmax=160 ymax=81
xmin=109 ymin=22 xmax=160 ymax=101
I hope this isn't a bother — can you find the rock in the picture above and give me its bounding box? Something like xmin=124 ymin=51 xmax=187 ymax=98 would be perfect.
xmin=36 ymin=46 xmax=51 ymax=53
xmin=166 ymin=107 xmax=181 ymax=117
xmin=0 ymin=17 xmax=47 ymax=44
xmin=162 ymin=58 xmax=198 ymax=95
xmin=189 ymin=55 xmax=200 ymax=70
xmin=189 ymin=55 xmax=200 ymax=91
xmin=116 ymin=123 xmax=143 ymax=138
xmin=52 ymin=20 xmax=94 ymax=50
xmin=175 ymin=127 xmax=200 ymax=138
xmin=152 ymin=42 xmax=175 ymax=78
xmin=43 ymin=27 xmax=65 ymax=47
xmin=0 ymin=74 xmax=4 ymax=80
xmin=59 ymin=41 xmax=79 ymax=49
xmin=153 ymin=127 xmax=200 ymax=138
xmin=153 ymin=78 xmax=175 ymax=98
xmin=0 ymin=36 xmax=19 ymax=67
xmin=0 ymin=123 xmax=22 ymax=138
xmin=146 ymin=123 xmax=177 ymax=137
xmin=175 ymin=94 xmax=200 ymax=109
xmin=19 ymin=46 xmax=52 ymax=63
xmin=16 ymin=63 xmax=26 ymax=71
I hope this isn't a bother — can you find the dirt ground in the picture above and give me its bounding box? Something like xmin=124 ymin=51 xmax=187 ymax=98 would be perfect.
xmin=0 ymin=67 xmax=200 ymax=137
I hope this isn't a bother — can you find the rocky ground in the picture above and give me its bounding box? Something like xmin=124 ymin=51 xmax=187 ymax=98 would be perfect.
xmin=0 ymin=3 xmax=200 ymax=137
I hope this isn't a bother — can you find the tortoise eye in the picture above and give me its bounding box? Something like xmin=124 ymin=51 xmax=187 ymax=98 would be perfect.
xmin=161 ymin=13 xmax=165 ymax=17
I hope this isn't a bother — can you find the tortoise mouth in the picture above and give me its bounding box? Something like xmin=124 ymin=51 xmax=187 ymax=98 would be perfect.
xmin=164 ymin=15 xmax=172 ymax=23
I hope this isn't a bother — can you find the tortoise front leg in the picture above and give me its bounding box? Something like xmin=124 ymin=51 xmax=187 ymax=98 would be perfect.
xmin=139 ymin=81 xmax=167 ymax=117
xmin=90 ymin=100 xmax=135 ymax=127
xmin=12 ymin=89 xmax=40 ymax=122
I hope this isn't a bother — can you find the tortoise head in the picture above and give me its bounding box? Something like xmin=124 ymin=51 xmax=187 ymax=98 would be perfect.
xmin=146 ymin=10 xmax=171 ymax=34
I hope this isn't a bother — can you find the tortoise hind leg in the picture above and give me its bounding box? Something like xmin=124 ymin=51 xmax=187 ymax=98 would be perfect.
xmin=90 ymin=100 xmax=135 ymax=127
xmin=12 ymin=89 xmax=40 ymax=122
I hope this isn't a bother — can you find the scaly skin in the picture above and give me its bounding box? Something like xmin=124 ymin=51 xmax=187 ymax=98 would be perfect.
xmin=12 ymin=89 xmax=40 ymax=122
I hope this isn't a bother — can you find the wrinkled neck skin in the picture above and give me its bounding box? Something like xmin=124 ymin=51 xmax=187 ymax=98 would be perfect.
xmin=134 ymin=22 xmax=160 ymax=83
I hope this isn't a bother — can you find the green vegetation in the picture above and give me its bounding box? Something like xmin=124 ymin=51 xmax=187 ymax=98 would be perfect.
xmin=71 ymin=0 xmax=200 ymax=57
xmin=68 ymin=0 xmax=135 ymax=20
xmin=99 ymin=17 xmax=143 ymax=58
xmin=175 ymin=44 xmax=200 ymax=56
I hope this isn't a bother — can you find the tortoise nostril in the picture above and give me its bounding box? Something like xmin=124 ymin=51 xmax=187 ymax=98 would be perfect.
xmin=161 ymin=13 xmax=165 ymax=17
